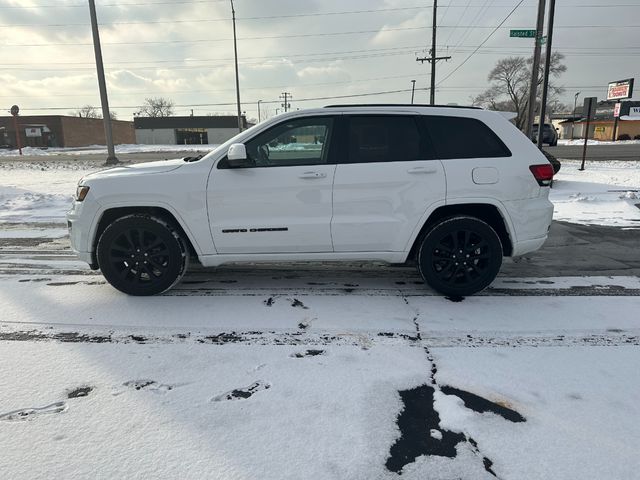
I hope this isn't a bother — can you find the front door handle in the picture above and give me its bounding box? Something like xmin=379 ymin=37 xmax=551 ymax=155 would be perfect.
xmin=407 ymin=166 xmax=438 ymax=174
xmin=299 ymin=171 xmax=327 ymax=179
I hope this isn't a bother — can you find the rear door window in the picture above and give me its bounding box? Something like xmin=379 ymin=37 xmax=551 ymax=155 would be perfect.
xmin=344 ymin=115 xmax=431 ymax=163
xmin=422 ymin=116 xmax=512 ymax=159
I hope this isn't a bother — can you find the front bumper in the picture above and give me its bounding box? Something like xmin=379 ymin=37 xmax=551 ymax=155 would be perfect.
xmin=66 ymin=196 xmax=101 ymax=268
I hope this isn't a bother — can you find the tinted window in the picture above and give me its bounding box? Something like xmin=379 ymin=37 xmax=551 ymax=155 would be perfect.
xmin=243 ymin=117 xmax=333 ymax=167
xmin=423 ymin=116 xmax=511 ymax=159
xmin=345 ymin=116 xmax=424 ymax=164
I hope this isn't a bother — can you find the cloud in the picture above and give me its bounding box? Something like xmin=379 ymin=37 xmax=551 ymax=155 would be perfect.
xmin=371 ymin=10 xmax=429 ymax=46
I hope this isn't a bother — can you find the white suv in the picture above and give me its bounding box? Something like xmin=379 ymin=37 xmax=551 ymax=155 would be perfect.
xmin=67 ymin=105 xmax=554 ymax=296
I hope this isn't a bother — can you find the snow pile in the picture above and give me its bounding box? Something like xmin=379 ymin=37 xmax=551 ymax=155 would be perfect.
xmin=557 ymin=139 xmax=640 ymax=146
xmin=0 ymin=166 xmax=92 ymax=225
xmin=550 ymin=160 xmax=640 ymax=227
xmin=0 ymin=186 xmax=73 ymax=224
xmin=0 ymin=144 xmax=219 ymax=157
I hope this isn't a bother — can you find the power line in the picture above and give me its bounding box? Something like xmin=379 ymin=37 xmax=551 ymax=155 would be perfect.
xmin=2 ymin=1 xmax=640 ymax=8
xmin=5 ymin=24 xmax=640 ymax=47
xmin=436 ymin=0 xmax=527 ymax=86
xmin=1 ymin=6 xmax=432 ymax=25
xmin=17 ymin=87 xmax=431 ymax=111
xmin=2 ymin=43 xmax=639 ymax=68
xmin=4 ymin=46 xmax=640 ymax=73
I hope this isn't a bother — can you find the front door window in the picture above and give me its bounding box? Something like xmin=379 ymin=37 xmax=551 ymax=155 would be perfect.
xmin=244 ymin=117 xmax=334 ymax=167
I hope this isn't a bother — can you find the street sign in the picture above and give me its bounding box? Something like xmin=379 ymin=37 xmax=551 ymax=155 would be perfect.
xmin=580 ymin=97 xmax=598 ymax=171
xmin=510 ymin=29 xmax=536 ymax=38
xmin=607 ymin=78 xmax=634 ymax=101
xmin=540 ymin=36 xmax=547 ymax=45
xmin=614 ymin=103 xmax=622 ymax=118
xmin=583 ymin=97 xmax=597 ymax=120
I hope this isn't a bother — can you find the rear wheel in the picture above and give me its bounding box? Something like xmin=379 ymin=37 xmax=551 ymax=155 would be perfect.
xmin=418 ymin=216 xmax=502 ymax=297
xmin=97 ymin=214 xmax=189 ymax=296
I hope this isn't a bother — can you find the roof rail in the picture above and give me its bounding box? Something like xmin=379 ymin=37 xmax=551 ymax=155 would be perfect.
xmin=323 ymin=103 xmax=482 ymax=110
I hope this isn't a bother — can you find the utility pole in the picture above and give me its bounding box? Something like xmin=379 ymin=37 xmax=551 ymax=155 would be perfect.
xmin=257 ymin=100 xmax=262 ymax=123
xmin=416 ymin=0 xmax=451 ymax=105
xmin=537 ymin=0 xmax=555 ymax=149
xmin=280 ymin=92 xmax=291 ymax=112
xmin=231 ymin=0 xmax=242 ymax=133
xmin=571 ymin=91 xmax=580 ymax=140
xmin=525 ymin=0 xmax=547 ymax=139
xmin=411 ymin=80 xmax=416 ymax=104
xmin=88 ymin=0 xmax=118 ymax=165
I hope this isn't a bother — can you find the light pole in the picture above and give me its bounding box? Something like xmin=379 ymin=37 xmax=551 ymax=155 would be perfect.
xmin=257 ymin=100 xmax=262 ymax=123
xmin=525 ymin=0 xmax=547 ymax=139
xmin=536 ymin=0 xmax=555 ymax=150
xmin=411 ymin=80 xmax=416 ymax=104
xmin=230 ymin=0 xmax=242 ymax=133
xmin=572 ymin=91 xmax=580 ymax=140
xmin=88 ymin=0 xmax=118 ymax=165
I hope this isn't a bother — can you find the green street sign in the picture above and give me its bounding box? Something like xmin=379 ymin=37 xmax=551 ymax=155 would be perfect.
xmin=510 ymin=29 xmax=536 ymax=38
xmin=539 ymin=36 xmax=547 ymax=45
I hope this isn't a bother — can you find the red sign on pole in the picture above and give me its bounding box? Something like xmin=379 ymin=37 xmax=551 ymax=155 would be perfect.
xmin=10 ymin=104 xmax=22 ymax=155
xmin=613 ymin=102 xmax=622 ymax=118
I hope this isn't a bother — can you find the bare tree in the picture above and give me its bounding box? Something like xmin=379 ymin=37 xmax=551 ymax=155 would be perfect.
xmin=138 ymin=97 xmax=175 ymax=117
xmin=73 ymin=105 xmax=100 ymax=118
xmin=70 ymin=105 xmax=118 ymax=120
xmin=471 ymin=53 xmax=567 ymax=130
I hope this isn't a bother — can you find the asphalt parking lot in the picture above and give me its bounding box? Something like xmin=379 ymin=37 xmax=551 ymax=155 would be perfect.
xmin=545 ymin=143 xmax=640 ymax=162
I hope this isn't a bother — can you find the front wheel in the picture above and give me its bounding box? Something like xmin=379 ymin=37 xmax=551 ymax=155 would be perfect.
xmin=418 ymin=216 xmax=502 ymax=297
xmin=97 ymin=214 xmax=189 ymax=296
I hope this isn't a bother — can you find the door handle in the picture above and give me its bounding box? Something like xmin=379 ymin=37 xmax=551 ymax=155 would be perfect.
xmin=407 ymin=166 xmax=438 ymax=174
xmin=298 ymin=171 xmax=327 ymax=179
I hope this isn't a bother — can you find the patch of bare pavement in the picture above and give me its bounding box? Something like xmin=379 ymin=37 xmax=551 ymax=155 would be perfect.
xmin=544 ymin=143 xmax=640 ymax=161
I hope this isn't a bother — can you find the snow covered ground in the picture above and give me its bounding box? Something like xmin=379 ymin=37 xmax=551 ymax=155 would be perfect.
xmin=550 ymin=160 xmax=640 ymax=227
xmin=0 ymin=272 xmax=639 ymax=479
xmin=0 ymin=144 xmax=218 ymax=157
xmin=558 ymin=138 xmax=640 ymax=146
xmin=1 ymin=155 xmax=639 ymax=479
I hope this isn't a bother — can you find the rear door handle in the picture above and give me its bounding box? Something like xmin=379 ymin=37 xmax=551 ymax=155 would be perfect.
xmin=407 ymin=166 xmax=438 ymax=174
xmin=298 ymin=171 xmax=327 ymax=179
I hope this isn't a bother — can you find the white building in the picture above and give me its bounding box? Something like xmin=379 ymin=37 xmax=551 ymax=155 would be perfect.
xmin=134 ymin=116 xmax=248 ymax=145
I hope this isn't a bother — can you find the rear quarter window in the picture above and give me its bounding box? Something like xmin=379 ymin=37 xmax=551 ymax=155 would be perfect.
xmin=422 ymin=116 xmax=512 ymax=159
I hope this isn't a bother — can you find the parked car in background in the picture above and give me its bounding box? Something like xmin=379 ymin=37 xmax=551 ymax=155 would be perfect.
xmin=532 ymin=123 xmax=559 ymax=146
xmin=541 ymin=149 xmax=561 ymax=174
xmin=68 ymin=105 xmax=554 ymax=297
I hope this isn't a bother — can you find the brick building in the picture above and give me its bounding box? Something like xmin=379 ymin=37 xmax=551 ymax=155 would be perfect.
xmin=0 ymin=115 xmax=135 ymax=148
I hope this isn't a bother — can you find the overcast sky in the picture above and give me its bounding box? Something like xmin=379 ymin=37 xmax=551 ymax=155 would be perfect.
xmin=1 ymin=0 xmax=638 ymax=120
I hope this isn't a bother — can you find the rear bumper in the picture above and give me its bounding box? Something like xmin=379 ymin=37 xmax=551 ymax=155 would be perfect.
xmin=504 ymin=196 xmax=554 ymax=256
xmin=512 ymin=235 xmax=548 ymax=257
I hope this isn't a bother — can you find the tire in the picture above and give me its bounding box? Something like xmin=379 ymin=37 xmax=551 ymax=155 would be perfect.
xmin=97 ymin=214 xmax=189 ymax=296
xmin=417 ymin=216 xmax=502 ymax=297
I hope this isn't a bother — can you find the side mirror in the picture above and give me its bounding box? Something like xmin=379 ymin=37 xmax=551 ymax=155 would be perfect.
xmin=226 ymin=143 xmax=253 ymax=168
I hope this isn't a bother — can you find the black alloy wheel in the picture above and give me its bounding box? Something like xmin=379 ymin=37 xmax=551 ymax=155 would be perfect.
xmin=97 ymin=214 xmax=188 ymax=296
xmin=418 ymin=216 xmax=502 ymax=297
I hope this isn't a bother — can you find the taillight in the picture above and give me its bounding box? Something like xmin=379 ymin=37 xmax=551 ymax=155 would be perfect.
xmin=529 ymin=164 xmax=554 ymax=186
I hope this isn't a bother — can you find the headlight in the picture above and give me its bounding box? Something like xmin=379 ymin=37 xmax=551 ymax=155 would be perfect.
xmin=76 ymin=185 xmax=90 ymax=202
